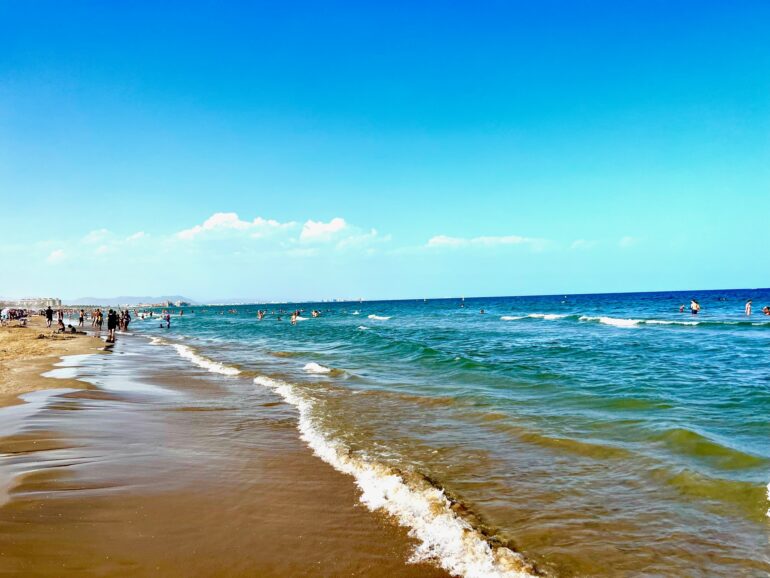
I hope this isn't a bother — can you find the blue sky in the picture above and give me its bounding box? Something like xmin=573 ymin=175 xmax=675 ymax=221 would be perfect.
xmin=1 ymin=1 xmax=768 ymax=301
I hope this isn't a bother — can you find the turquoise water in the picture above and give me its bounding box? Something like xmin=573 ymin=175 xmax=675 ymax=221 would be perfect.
xmin=138 ymin=289 xmax=770 ymax=576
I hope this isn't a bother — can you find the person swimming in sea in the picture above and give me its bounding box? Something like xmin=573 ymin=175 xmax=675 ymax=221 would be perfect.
xmin=745 ymin=300 xmax=752 ymax=316
xmin=679 ymin=304 xmax=685 ymax=313
xmin=763 ymin=306 xmax=770 ymax=316
xmin=690 ymin=300 xmax=701 ymax=315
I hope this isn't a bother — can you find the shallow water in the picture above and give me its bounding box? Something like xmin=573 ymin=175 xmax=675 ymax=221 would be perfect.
xmin=134 ymin=289 xmax=770 ymax=576
xmin=0 ymin=340 xmax=449 ymax=577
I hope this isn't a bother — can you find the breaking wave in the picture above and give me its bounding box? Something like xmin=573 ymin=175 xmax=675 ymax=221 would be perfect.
xmin=147 ymin=336 xmax=241 ymax=376
xmin=253 ymin=375 xmax=536 ymax=578
xmin=303 ymin=362 xmax=332 ymax=374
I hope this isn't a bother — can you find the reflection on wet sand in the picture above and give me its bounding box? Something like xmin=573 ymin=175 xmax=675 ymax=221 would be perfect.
xmin=0 ymin=340 xmax=449 ymax=577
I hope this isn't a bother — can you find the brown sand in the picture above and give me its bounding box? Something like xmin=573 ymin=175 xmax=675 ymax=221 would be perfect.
xmin=0 ymin=333 xmax=452 ymax=577
xmin=0 ymin=317 xmax=104 ymax=407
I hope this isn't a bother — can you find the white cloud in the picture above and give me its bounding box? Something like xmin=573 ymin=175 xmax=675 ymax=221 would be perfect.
xmin=177 ymin=212 xmax=295 ymax=240
xmin=619 ymin=236 xmax=640 ymax=248
xmin=95 ymin=244 xmax=111 ymax=255
xmin=82 ymin=229 xmax=111 ymax=244
xmin=300 ymin=217 xmax=347 ymax=243
xmin=46 ymin=249 xmax=65 ymax=263
xmin=426 ymin=234 xmax=544 ymax=249
xmin=571 ymin=239 xmax=598 ymax=250
xmin=126 ymin=231 xmax=146 ymax=241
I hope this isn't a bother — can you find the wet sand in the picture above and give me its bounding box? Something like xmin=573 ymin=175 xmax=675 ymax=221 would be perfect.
xmin=0 ymin=335 xmax=451 ymax=576
xmin=0 ymin=316 xmax=104 ymax=406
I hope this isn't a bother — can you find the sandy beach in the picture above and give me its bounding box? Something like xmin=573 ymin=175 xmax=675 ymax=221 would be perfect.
xmin=0 ymin=324 xmax=453 ymax=577
xmin=0 ymin=316 xmax=104 ymax=407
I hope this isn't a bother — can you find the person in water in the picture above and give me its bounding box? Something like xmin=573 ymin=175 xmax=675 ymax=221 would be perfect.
xmin=745 ymin=300 xmax=752 ymax=316
xmin=679 ymin=304 xmax=685 ymax=313
xmin=763 ymin=306 xmax=770 ymax=316
xmin=690 ymin=300 xmax=700 ymax=315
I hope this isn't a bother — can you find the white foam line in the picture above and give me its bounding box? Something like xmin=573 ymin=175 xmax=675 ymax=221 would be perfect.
xmin=254 ymin=375 xmax=535 ymax=578
xmin=303 ymin=362 xmax=332 ymax=374
xmin=579 ymin=315 xmax=641 ymax=328
xmin=368 ymin=314 xmax=391 ymax=321
xmin=645 ymin=320 xmax=700 ymax=326
xmin=527 ymin=313 xmax=566 ymax=320
xmin=146 ymin=335 xmax=240 ymax=376
xmin=500 ymin=316 xmax=525 ymax=321
xmin=171 ymin=344 xmax=241 ymax=376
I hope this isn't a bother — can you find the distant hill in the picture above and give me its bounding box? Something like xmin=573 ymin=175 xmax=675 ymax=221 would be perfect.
xmin=66 ymin=295 xmax=198 ymax=306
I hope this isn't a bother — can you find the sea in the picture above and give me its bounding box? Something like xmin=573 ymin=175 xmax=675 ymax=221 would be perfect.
xmin=135 ymin=289 xmax=770 ymax=577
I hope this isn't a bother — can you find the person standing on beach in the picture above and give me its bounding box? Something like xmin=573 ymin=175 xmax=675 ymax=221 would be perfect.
xmin=106 ymin=309 xmax=118 ymax=342
xmin=95 ymin=309 xmax=103 ymax=336
xmin=45 ymin=306 xmax=53 ymax=327
xmin=78 ymin=309 xmax=85 ymax=327
xmin=745 ymin=300 xmax=752 ymax=316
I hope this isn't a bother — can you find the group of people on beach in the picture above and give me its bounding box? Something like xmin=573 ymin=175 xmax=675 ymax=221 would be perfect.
xmin=86 ymin=307 xmax=131 ymax=342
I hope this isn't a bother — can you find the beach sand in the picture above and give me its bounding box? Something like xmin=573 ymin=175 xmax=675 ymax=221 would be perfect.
xmin=0 ymin=329 xmax=451 ymax=576
xmin=0 ymin=316 xmax=104 ymax=407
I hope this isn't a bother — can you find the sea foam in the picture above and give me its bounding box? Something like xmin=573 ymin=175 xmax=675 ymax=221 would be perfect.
xmin=579 ymin=316 xmax=641 ymax=328
xmin=528 ymin=313 xmax=567 ymax=320
xmin=253 ymin=375 xmax=535 ymax=578
xmin=500 ymin=316 xmax=525 ymax=321
xmin=303 ymin=362 xmax=332 ymax=374
xmin=368 ymin=314 xmax=391 ymax=321
xmin=171 ymin=344 xmax=241 ymax=375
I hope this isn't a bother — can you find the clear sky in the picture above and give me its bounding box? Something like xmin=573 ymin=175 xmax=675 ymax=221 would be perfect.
xmin=1 ymin=1 xmax=768 ymax=302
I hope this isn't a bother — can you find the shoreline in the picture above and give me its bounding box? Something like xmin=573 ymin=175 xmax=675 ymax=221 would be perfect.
xmin=0 ymin=317 xmax=104 ymax=407
xmin=0 ymin=323 xmax=456 ymax=577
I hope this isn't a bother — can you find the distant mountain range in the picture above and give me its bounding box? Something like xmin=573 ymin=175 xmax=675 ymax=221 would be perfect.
xmin=66 ymin=295 xmax=198 ymax=306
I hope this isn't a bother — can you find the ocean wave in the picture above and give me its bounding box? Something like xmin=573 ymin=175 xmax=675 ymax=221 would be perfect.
xmin=579 ymin=316 xmax=642 ymax=328
xmin=500 ymin=316 xmax=525 ymax=321
xmin=645 ymin=320 xmax=700 ymax=326
xmin=368 ymin=314 xmax=391 ymax=321
xmin=170 ymin=343 xmax=241 ymax=376
xmin=303 ymin=362 xmax=332 ymax=374
xmin=352 ymin=311 xmax=360 ymax=315
xmin=527 ymin=313 xmax=567 ymax=320
xmin=358 ymin=325 xmax=369 ymax=331
xmin=253 ymin=375 xmax=536 ymax=578
xmin=580 ymin=316 xmax=709 ymax=328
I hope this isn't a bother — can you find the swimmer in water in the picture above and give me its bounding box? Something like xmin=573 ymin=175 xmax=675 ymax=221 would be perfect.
xmin=690 ymin=300 xmax=700 ymax=315
xmin=679 ymin=304 xmax=685 ymax=313
xmin=763 ymin=306 xmax=770 ymax=316
xmin=745 ymin=300 xmax=752 ymax=316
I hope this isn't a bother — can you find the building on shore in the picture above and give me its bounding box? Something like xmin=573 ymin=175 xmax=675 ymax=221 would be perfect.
xmin=0 ymin=297 xmax=62 ymax=309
